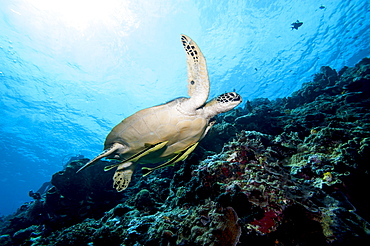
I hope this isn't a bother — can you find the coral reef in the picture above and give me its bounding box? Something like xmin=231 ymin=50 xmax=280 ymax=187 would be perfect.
xmin=1 ymin=58 xmax=370 ymax=245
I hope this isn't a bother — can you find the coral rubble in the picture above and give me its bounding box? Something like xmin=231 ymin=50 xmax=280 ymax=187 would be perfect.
xmin=1 ymin=58 xmax=370 ymax=245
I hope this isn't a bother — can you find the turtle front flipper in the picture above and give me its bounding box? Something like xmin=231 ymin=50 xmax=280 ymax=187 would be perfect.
xmin=180 ymin=34 xmax=210 ymax=112
xmin=142 ymin=142 xmax=199 ymax=176
xmin=113 ymin=162 xmax=137 ymax=192
xmin=76 ymin=143 xmax=124 ymax=173
xmin=104 ymin=141 xmax=168 ymax=172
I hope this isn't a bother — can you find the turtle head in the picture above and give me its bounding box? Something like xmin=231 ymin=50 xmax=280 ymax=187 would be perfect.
xmin=202 ymin=92 xmax=242 ymax=118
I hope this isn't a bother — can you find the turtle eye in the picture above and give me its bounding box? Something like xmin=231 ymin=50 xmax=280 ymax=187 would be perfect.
xmin=233 ymin=96 xmax=240 ymax=101
xmin=230 ymin=92 xmax=242 ymax=102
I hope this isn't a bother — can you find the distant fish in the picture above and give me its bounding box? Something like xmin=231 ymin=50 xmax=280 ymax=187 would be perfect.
xmin=319 ymin=5 xmax=326 ymax=9
xmin=291 ymin=20 xmax=303 ymax=30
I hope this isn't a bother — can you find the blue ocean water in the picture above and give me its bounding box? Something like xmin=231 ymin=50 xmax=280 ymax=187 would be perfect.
xmin=0 ymin=0 xmax=369 ymax=216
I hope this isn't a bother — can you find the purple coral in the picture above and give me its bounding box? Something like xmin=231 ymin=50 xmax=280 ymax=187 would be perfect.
xmin=308 ymin=154 xmax=322 ymax=165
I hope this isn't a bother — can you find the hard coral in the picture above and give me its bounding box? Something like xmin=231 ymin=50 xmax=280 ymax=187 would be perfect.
xmin=175 ymin=201 xmax=241 ymax=246
xmin=191 ymin=127 xmax=370 ymax=242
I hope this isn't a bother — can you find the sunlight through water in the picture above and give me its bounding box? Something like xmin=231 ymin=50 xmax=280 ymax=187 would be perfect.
xmin=26 ymin=0 xmax=137 ymax=31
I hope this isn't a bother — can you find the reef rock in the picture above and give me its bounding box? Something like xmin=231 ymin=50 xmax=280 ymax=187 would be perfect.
xmin=1 ymin=58 xmax=370 ymax=245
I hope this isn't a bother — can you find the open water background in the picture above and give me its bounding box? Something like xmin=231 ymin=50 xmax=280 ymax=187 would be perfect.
xmin=0 ymin=0 xmax=369 ymax=215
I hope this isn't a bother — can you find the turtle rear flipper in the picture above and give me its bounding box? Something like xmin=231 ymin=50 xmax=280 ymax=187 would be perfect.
xmin=113 ymin=162 xmax=137 ymax=192
xmin=111 ymin=141 xmax=169 ymax=191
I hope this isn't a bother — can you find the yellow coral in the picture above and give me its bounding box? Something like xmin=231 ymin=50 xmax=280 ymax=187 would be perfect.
xmin=323 ymin=172 xmax=333 ymax=182
xmin=310 ymin=129 xmax=318 ymax=135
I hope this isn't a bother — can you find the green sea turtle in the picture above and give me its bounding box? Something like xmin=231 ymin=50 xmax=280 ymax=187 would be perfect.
xmin=77 ymin=34 xmax=242 ymax=192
